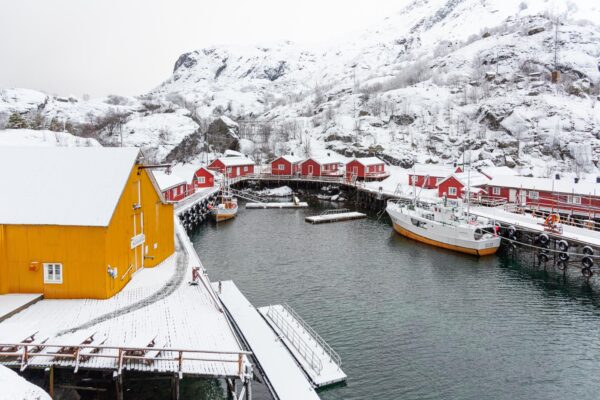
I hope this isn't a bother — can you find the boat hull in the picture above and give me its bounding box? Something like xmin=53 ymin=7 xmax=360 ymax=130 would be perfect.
xmin=211 ymin=207 xmax=238 ymax=222
xmin=392 ymin=222 xmax=498 ymax=256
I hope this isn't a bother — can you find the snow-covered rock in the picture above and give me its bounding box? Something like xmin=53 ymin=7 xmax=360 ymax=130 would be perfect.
xmin=0 ymin=129 xmax=100 ymax=147
xmin=0 ymin=365 xmax=51 ymax=400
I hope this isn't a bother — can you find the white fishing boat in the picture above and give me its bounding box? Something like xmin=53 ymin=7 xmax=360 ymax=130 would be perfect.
xmin=386 ymin=198 xmax=501 ymax=256
xmin=210 ymin=191 xmax=238 ymax=222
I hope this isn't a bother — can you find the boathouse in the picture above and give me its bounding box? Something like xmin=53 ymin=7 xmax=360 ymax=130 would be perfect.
xmin=482 ymin=175 xmax=600 ymax=216
xmin=271 ymin=155 xmax=302 ymax=175
xmin=193 ymin=166 xmax=216 ymax=188
xmin=208 ymin=156 xmax=255 ymax=179
xmin=437 ymin=171 xmax=490 ymax=199
xmin=300 ymin=156 xmax=342 ymax=177
xmin=408 ymin=164 xmax=463 ymax=189
xmin=153 ymin=171 xmax=190 ymax=202
xmin=0 ymin=147 xmax=175 ymax=299
xmin=345 ymin=157 xmax=389 ymax=181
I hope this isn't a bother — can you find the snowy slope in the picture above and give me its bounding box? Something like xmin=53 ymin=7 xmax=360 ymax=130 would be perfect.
xmin=0 ymin=365 xmax=50 ymax=400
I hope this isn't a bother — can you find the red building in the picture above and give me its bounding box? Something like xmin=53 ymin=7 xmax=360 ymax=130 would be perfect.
xmin=153 ymin=171 xmax=190 ymax=202
xmin=193 ymin=167 xmax=215 ymax=189
xmin=208 ymin=156 xmax=255 ymax=179
xmin=408 ymin=165 xmax=463 ymax=189
xmin=271 ymin=155 xmax=302 ymax=175
xmin=482 ymin=176 xmax=600 ymax=217
xmin=437 ymin=172 xmax=490 ymax=200
xmin=300 ymin=157 xmax=342 ymax=177
xmin=345 ymin=157 xmax=389 ymax=181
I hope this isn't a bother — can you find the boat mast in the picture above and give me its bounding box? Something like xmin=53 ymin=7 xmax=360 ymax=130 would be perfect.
xmin=466 ymin=149 xmax=471 ymax=215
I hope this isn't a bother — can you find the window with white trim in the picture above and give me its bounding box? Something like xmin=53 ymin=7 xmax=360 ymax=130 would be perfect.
xmin=528 ymin=191 xmax=539 ymax=200
xmin=278 ymin=164 xmax=284 ymax=170
xmin=44 ymin=263 xmax=63 ymax=284
xmin=244 ymin=166 xmax=248 ymax=172
xmin=571 ymin=196 xmax=581 ymax=204
xmin=492 ymin=187 xmax=501 ymax=195
xmin=227 ymin=167 xmax=232 ymax=173
xmin=448 ymin=187 xmax=457 ymax=195
xmin=198 ymin=176 xmax=205 ymax=184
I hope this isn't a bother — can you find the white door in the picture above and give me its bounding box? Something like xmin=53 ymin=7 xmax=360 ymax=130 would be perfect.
xmin=520 ymin=190 xmax=527 ymax=205
xmin=308 ymin=165 xmax=313 ymax=175
xmin=509 ymin=189 xmax=517 ymax=202
xmin=236 ymin=167 xmax=240 ymax=176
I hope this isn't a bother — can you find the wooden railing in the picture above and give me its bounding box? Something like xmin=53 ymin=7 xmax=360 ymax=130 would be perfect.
xmin=0 ymin=342 xmax=252 ymax=377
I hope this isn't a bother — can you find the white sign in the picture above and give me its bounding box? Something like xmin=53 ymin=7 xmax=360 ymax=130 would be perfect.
xmin=130 ymin=233 xmax=145 ymax=249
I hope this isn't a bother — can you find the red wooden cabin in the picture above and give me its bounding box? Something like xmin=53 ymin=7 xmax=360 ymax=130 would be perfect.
xmin=437 ymin=172 xmax=490 ymax=200
xmin=271 ymin=155 xmax=302 ymax=175
xmin=345 ymin=157 xmax=389 ymax=181
xmin=408 ymin=165 xmax=463 ymax=189
xmin=153 ymin=171 xmax=190 ymax=202
xmin=193 ymin=167 xmax=215 ymax=189
xmin=208 ymin=156 xmax=255 ymax=179
xmin=300 ymin=157 xmax=341 ymax=177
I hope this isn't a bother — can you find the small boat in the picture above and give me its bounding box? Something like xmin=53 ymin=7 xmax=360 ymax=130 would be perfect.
xmin=386 ymin=198 xmax=501 ymax=256
xmin=210 ymin=191 xmax=238 ymax=222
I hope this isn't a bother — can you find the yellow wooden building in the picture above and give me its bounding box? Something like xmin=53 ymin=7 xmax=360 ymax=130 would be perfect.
xmin=0 ymin=147 xmax=175 ymax=299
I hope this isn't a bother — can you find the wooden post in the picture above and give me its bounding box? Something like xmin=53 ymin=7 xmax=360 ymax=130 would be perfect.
xmin=171 ymin=374 xmax=180 ymax=400
xmin=114 ymin=372 xmax=123 ymax=400
xmin=245 ymin=379 xmax=252 ymax=400
xmin=48 ymin=365 xmax=54 ymax=398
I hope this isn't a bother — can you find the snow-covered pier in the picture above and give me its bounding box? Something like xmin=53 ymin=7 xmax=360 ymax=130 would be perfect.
xmin=306 ymin=209 xmax=367 ymax=224
xmin=246 ymin=202 xmax=309 ymax=209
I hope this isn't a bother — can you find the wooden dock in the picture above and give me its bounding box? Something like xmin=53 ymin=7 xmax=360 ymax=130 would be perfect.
xmin=306 ymin=209 xmax=366 ymax=224
xmin=246 ymin=202 xmax=308 ymax=209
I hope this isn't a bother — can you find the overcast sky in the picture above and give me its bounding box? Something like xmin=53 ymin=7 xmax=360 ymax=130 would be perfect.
xmin=0 ymin=0 xmax=404 ymax=98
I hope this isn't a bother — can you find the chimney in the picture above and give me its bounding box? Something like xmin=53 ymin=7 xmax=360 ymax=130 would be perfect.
xmin=453 ymin=162 xmax=457 ymax=168
xmin=574 ymin=177 xmax=579 ymax=183
xmin=327 ymin=152 xmax=330 ymax=157
xmin=291 ymin=152 xmax=294 ymax=156
xmin=555 ymin=173 xmax=560 ymax=180
xmin=596 ymin=176 xmax=600 ymax=184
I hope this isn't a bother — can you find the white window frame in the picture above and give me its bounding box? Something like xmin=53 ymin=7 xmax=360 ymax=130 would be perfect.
xmin=492 ymin=187 xmax=501 ymax=196
xmin=227 ymin=167 xmax=232 ymax=173
xmin=198 ymin=176 xmax=205 ymax=184
xmin=528 ymin=190 xmax=539 ymax=200
xmin=571 ymin=195 xmax=581 ymax=204
xmin=448 ymin=187 xmax=457 ymax=196
xmin=244 ymin=166 xmax=248 ymax=172
xmin=278 ymin=164 xmax=285 ymax=170
xmin=44 ymin=263 xmax=63 ymax=284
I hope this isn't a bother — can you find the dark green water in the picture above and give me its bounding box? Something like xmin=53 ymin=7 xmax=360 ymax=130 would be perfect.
xmin=191 ymin=202 xmax=600 ymax=400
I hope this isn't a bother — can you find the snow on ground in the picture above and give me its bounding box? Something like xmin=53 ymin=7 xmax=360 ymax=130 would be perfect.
xmin=0 ymin=365 xmax=50 ymax=400
xmin=0 ymin=129 xmax=99 ymax=147
xmin=0 ymin=294 xmax=41 ymax=320
xmin=255 ymin=186 xmax=293 ymax=197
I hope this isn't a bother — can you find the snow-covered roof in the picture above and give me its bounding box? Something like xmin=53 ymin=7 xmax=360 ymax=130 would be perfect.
xmin=224 ymin=149 xmax=244 ymax=157
xmin=212 ymin=156 xmax=255 ymax=167
xmin=350 ymin=157 xmax=384 ymax=166
xmin=275 ymin=155 xmax=303 ymax=164
xmin=410 ymin=164 xmax=456 ymax=177
xmin=478 ymin=166 xmax=519 ymax=179
xmin=306 ymin=156 xmax=341 ymax=165
xmin=0 ymin=365 xmax=51 ymax=400
xmin=488 ymin=175 xmax=600 ymax=196
xmin=153 ymin=171 xmax=187 ymax=191
xmin=440 ymin=171 xmax=490 ymax=188
xmin=0 ymin=146 xmax=140 ymax=227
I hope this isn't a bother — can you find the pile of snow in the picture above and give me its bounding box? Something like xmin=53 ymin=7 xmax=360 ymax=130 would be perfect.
xmin=256 ymin=186 xmax=293 ymax=197
xmin=0 ymin=365 xmax=50 ymax=400
xmin=0 ymin=129 xmax=100 ymax=147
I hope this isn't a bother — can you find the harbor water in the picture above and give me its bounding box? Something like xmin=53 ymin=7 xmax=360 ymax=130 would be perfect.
xmin=191 ymin=201 xmax=600 ymax=400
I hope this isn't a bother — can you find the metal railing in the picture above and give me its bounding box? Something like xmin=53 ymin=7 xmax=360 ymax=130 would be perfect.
xmin=265 ymin=307 xmax=323 ymax=374
xmin=320 ymin=208 xmax=351 ymax=216
xmin=0 ymin=342 xmax=251 ymax=377
xmin=280 ymin=303 xmax=342 ymax=367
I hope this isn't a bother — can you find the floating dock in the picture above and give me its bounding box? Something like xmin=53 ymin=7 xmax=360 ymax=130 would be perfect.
xmin=306 ymin=209 xmax=366 ymax=224
xmin=258 ymin=304 xmax=346 ymax=387
xmin=246 ymin=202 xmax=309 ymax=209
xmin=216 ymin=281 xmax=322 ymax=400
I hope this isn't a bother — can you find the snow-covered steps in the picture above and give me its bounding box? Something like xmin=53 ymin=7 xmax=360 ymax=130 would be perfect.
xmin=305 ymin=209 xmax=366 ymax=224
xmin=0 ymin=294 xmax=43 ymax=322
xmin=246 ymin=202 xmax=308 ymax=209
xmin=216 ymin=281 xmax=320 ymax=400
xmin=258 ymin=304 xmax=346 ymax=388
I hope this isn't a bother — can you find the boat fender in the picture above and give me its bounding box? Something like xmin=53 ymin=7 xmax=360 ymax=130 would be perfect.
xmin=557 ymin=240 xmax=569 ymax=253
xmin=537 ymin=252 xmax=549 ymax=263
xmin=557 ymin=260 xmax=567 ymax=271
xmin=508 ymin=225 xmax=517 ymax=237
xmin=581 ymin=256 xmax=594 ymax=269
xmin=537 ymin=233 xmax=550 ymax=246
xmin=558 ymin=252 xmax=570 ymax=262
xmin=581 ymin=266 xmax=593 ymax=278
xmin=582 ymin=246 xmax=594 ymax=256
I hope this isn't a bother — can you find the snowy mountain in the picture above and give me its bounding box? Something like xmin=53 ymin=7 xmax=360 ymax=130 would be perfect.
xmin=1 ymin=0 xmax=599 ymax=176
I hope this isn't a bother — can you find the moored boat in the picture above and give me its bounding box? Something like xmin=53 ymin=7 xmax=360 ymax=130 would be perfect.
xmin=386 ymin=199 xmax=501 ymax=256
xmin=210 ymin=192 xmax=238 ymax=222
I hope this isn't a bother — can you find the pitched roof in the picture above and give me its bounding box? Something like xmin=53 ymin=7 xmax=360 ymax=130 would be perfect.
xmin=211 ymin=156 xmax=255 ymax=167
xmin=152 ymin=171 xmax=187 ymax=191
xmin=350 ymin=157 xmax=384 ymax=166
xmin=275 ymin=155 xmax=303 ymax=164
xmin=410 ymin=164 xmax=455 ymax=177
xmin=0 ymin=146 xmax=140 ymax=226
xmin=439 ymin=171 xmax=490 ymax=188
xmin=305 ymin=156 xmax=341 ymax=165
